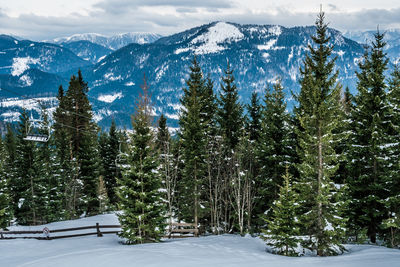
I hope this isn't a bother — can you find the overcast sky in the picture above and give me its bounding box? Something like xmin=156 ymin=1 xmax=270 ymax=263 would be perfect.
xmin=1 ymin=0 xmax=400 ymax=40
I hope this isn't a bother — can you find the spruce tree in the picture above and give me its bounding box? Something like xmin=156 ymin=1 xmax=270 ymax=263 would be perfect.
xmin=53 ymin=85 xmax=75 ymax=218
xmin=263 ymin=168 xmax=300 ymax=256
xmin=100 ymin=119 xmax=121 ymax=206
xmin=218 ymin=61 xmax=243 ymax=151
xmin=179 ymin=57 xmax=207 ymax=227
xmin=0 ymin=136 xmax=11 ymax=229
xmin=246 ymin=91 xmax=262 ymax=142
xmin=347 ymin=31 xmax=392 ymax=243
xmin=14 ymin=110 xmax=43 ymax=225
xmin=156 ymin=114 xmax=176 ymax=228
xmin=255 ymin=81 xmax=296 ymax=228
xmin=58 ymin=71 xmax=100 ymax=217
xmin=217 ymin=62 xmax=243 ymax=231
xmin=117 ymin=76 xmax=165 ymax=244
xmin=382 ymin=66 xmax=400 ymax=247
xmin=295 ymin=11 xmax=345 ymax=255
xmin=3 ymin=125 xmax=18 ymax=219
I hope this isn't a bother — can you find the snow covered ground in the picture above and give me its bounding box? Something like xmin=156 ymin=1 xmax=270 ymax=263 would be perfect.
xmin=1 ymin=214 xmax=400 ymax=267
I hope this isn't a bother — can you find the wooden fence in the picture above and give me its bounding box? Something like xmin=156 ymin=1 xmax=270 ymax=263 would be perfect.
xmin=0 ymin=223 xmax=121 ymax=240
xmin=0 ymin=222 xmax=199 ymax=240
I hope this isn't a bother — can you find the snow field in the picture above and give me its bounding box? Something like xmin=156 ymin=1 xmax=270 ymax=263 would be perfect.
xmin=1 ymin=214 xmax=400 ymax=267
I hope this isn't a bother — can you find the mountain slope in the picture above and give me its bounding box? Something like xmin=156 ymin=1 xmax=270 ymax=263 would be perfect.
xmin=85 ymin=22 xmax=364 ymax=126
xmin=0 ymin=35 xmax=91 ymax=76
xmin=343 ymin=29 xmax=400 ymax=63
xmin=60 ymin=41 xmax=112 ymax=63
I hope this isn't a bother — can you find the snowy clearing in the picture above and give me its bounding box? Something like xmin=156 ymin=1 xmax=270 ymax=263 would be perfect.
xmin=1 ymin=214 xmax=399 ymax=267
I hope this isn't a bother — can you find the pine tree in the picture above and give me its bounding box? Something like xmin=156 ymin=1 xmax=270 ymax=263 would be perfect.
xmin=14 ymin=110 xmax=43 ymax=225
xmin=99 ymin=120 xmax=121 ymax=206
xmin=179 ymin=57 xmax=207 ymax=228
xmin=382 ymin=66 xmax=400 ymax=247
xmin=255 ymin=81 xmax=296 ymax=228
xmin=246 ymin=92 xmax=262 ymax=142
xmin=57 ymin=71 xmax=100 ymax=217
xmin=156 ymin=114 xmax=176 ymax=230
xmin=3 ymin=125 xmax=17 ymax=218
xmin=295 ymin=11 xmax=345 ymax=256
xmin=0 ymin=136 xmax=11 ymax=229
xmin=218 ymin=61 xmax=243 ymax=151
xmin=53 ymin=85 xmax=75 ymax=218
xmin=117 ymin=76 xmax=165 ymax=244
xmin=263 ymin=168 xmax=300 ymax=257
xmin=79 ymin=130 xmax=100 ymax=216
xmin=347 ymin=31 xmax=392 ymax=243
xmin=217 ymin=61 xmax=244 ymax=231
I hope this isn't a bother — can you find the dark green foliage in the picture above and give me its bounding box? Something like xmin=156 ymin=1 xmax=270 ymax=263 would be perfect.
xmin=3 ymin=125 xmax=17 ymax=220
xmin=295 ymin=11 xmax=345 ymax=256
xmin=117 ymin=78 xmax=166 ymax=244
xmin=99 ymin=120 xmax=121 ymax=206
xmin=381 ymin=66 xmax=400 ymax=247
xmin=13 ymin=110 xmax=45 ymax=225
xmin=79 ymin=131 xmax=100 ymax=216
xmin=179 ymin=57 xmax=208 ymax=225
xmin=53 ymin=71 xmax=100 ymax=218
xmin=263 ymin=168 xmax=300 ymax=256
xmin=246 ymin=92 xmax=262 ymax=142
xmin=347 ymin=31 xmax=392 ymax=244
xmin=0 ymin=136 xmax=11 ymax=229
xmin=218 ymin=62 xmax=244 ymax=151
xmin=255 ymin=81 xmax=296 ymax=228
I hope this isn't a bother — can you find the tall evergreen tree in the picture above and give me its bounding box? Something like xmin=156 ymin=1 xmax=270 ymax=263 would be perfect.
xmin=295 ymin=11 xmax=345 ymax=255
xmin=14 ymin=110 xmax=44 ymax=225
xmin=58 ymin=71 xmax=100 ymax=217
xmin=117 ymin=76 xmax=165 ymax=244
xmin=100 ymin=119 xmax=121 ymax=206
xmin=382 ymin=65 xmax=400 ymax=247
xmin=255 ymin=81 xmax=296 ymax=228
xmin=217 ymin=62 xmax=243 ymax=231
xmin=0 ymin=136 xmax=11 ymax=229
xmin=53 ymin=85 xmax=75 ymax=218
xmin=179 ymin=57 xmax=207 ymax=228
xmin=347 ymin=31 xmax=392 ymax=243
xmin=218 ymin=62 xmax=243 ymax=151
xmin=156 ymin=114 xmax=176 ymax=230
xmin=246 ymin=91 xmax=262 ymax=142
xmin=3 ymin=125 xmax=17 ymax=219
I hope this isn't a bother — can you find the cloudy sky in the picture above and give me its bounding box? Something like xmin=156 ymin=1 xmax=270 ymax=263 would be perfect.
xmin=1 ymin=0 xmax=400 ymax=40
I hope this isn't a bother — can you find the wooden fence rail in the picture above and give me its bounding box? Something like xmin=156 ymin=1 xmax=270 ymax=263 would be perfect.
xmin=0 ymin=222 xmax=199 ymax=240
xmin=0 ymin=223 xmax=121 ymax=240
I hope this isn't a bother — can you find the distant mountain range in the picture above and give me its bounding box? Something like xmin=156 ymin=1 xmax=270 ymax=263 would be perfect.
xmin=49 ymin=32 xmax=163 ymax=50
xmin=0 ymin=23 xmax=399 ymax=129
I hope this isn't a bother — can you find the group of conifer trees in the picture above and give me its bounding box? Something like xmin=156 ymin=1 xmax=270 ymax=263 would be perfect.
xmin=0 ymin=11 xmax=399 ymax=255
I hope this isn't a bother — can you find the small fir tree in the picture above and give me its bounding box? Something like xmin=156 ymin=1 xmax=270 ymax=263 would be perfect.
xmin=263 ymin=168 xmax=300 ymax=257
xmin=117 ymin=76 xmax=166 ymax=244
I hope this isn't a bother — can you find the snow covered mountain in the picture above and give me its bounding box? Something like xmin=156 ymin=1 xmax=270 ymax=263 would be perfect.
xmin=1 ymin=22 xmax=393 ymax=128
xmin=343 ymin=29 xmax=400 ymax=63
xmin=0 ymin=34 xmax=90 ymax=76
xmin=51 ymin=32 xmax=162 ymax=50
xmin=60 ymin=41 xmax=112 ymax=63
xmin=83 ymin=22 xmax=364 ymax=126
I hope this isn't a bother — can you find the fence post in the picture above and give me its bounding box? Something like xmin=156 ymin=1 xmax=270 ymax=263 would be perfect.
xmin=96 ymin=223 xmax=103 ymax=237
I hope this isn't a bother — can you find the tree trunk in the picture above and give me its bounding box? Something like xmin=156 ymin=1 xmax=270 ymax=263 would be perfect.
xmin=317 ymin=125 xmax=323 ymax=256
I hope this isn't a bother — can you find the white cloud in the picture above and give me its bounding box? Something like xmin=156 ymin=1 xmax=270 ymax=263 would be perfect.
xmin=0 ymin=1 xmax=400 ymax=40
